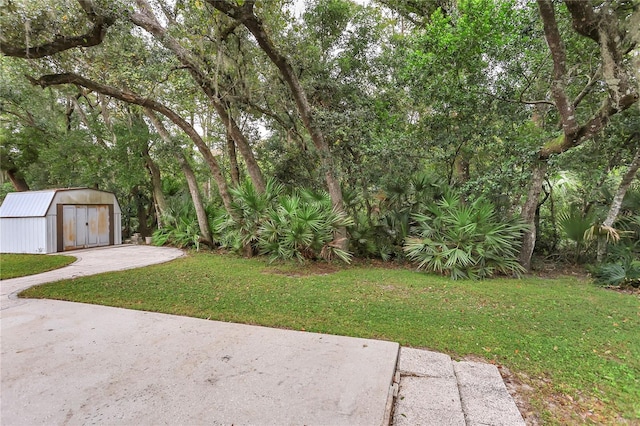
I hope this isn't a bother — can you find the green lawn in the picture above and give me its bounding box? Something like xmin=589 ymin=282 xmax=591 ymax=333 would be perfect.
xmin=0 ymin=253 xmax=75 ymax=280
xmin=20 ymin=252 xmax=639 ymax=424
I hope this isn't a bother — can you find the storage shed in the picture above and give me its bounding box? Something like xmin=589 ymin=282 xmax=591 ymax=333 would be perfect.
xmin=0 ymin=188 xmax=122 ymax=254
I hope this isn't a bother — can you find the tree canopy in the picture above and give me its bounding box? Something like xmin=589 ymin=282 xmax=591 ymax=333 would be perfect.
xmin=1 ymin=0 xmax=638 ymax=271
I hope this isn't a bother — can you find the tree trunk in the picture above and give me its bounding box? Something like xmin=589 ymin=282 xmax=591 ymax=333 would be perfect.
xmin=6 ymin=168 xmax=30 ymax=192
xmin=453 ymin=154 xmax=470 ymax=186
xmin=144 ymin=108 xmax=214 ymax=246
xmin=132 ymin=186 xmax=150 ymax=237
xmin=208 ymin=0 xmax=348 ymax=249
xmin=227 ymin=133 xmax=240 ymax=187
xmin=141 ymin=142 xmax=167 ymax=228
xmin=519 ymin=161 xmax=548 ymax=271
xmin=597 ymin=143 xmax=640 ymax=262
xmin=177 ymin=152 xmax=214 ymax=246
xmin=547 ymin=179 xmax=559 ymax=252
xmin=28 ymin=73 xmax=236 ymax=218
xmin=216 ymin=106 xmax=265 ymax=192
xmin=537 ymin=0 xmax=638 ymax=160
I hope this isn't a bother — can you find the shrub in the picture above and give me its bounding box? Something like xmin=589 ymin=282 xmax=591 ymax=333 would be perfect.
xmin=214 ymin=178 xmax=284 ymax=255
xmin=349 ymin=172 xmax=445 ymax=260
xmin=259 ymin=191 xmax=353 ymax=263
xmin=152 ymin=216 xmax=201 ymax=250
xmin=216 ymin=180 xmax=354 ymax=263
xmin=403 ymin=190 xmax=528 ymax=279
xmin=558 ymin=207 xmax=597 ymax=263
xmin=153 ymin=196 xmax=203 ymax=250
xmin=590 ymin=243 xmax=640 ymax=288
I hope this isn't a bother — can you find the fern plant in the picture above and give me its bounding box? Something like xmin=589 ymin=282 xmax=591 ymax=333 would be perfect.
xmin=403 ymin=190 xmax=528 ymax=279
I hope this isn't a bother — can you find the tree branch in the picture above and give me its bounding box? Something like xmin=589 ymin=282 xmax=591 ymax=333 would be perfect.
xmin=537 ymin=0 xmax=579 ymax=137
xmin=481 ymin=91 xmax=555 ymax=107
xmin=0 ymin=107 xmax=39 ymax=130
xmin=27 ymin=72 xmax=235 ymax=214
xmin=131 ymin=0 xmax=265 ymax=192
xmin=572 ymin=67 xmax=601 ymax=108
xmin=518 ymin=52 xmax=551 ymax=103
xmin=564 ymin=0 xmax=600 ymax=43
xmin=0 ymin=0 xmax=115 ymax=59
xmin=536 ymin=1 xmax=638 ymax=159
xmin=540 ymin=92 xmax=638 ymax=159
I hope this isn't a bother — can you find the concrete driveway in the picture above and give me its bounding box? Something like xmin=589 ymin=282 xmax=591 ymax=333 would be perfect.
xmin=1 ymin=245 xmax=525 ymax=425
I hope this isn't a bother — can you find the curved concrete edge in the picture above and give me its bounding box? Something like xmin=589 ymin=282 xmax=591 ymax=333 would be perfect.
xmin=1 ymin=245 xmax=184 ymax=307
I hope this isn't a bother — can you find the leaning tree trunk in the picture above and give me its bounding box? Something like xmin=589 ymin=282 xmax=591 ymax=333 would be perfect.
xmin=130 ymin=3 xmax=266 ymax=193
xmin=2 ymin=155 xmax=30 ymax=191
xmin=227 ymin=132 xmax=241 ymax=187
xmin=597 ymin=143 xmax=640 ymax=262
xmin=141 ymin=142 xmax=167 ymax=228
xmin=177 ymin=152 xmax=214 ymax=247
xmin=6 ymin=168 xmax=30 ymax=192
xmin=28 ymin=73 xmax=236 ymax=218
xmin=519 ymin=161 xmax=548 ymax=271
xmin=144 ymin=108 xmax=214 ymax=246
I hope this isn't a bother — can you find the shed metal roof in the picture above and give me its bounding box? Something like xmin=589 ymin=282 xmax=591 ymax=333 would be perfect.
xmin=0 ymin=190 xmax=57 ymax=218
xmin=0 ymin=188 xmax=119 ymax=218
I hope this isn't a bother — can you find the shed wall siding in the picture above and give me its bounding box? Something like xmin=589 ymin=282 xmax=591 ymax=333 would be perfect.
xmin=0 ymin=218 xmax=48 ymax=254
xmin=46 ymin=215 xmax=57 ymax=253
xmin=114 ymin=213 xmax=122 ymax=244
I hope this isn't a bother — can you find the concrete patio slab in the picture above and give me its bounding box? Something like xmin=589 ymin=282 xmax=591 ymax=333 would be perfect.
xmin=1 ymin=299 xmax=399 ymax=425
xmin=453 ymin=361 xmax=526 ymax=426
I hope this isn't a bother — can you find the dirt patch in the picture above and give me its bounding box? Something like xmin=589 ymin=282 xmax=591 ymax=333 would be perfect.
xmin=458 ymin=354 xmax=624 ymax=425
xmin=498 ymin=367 xmax=629 ymax=425
xmin=497 ymin=365 xmax=540 ymax=425
xmin=351 ymin=258 xmax=413 ymax=270
xmin=529 ymin=260 xmax=591 ymax=280
xmin=262 ymin=263 xmax=340 ymax=277
xmin=603 ymin=285 xmax=640 ymax=295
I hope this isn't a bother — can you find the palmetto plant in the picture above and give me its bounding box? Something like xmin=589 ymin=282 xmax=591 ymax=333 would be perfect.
xmin=216 ymin=180 xmax=354 ymax=263
xmin=153 ymin=196 xmax=203 ymax=250
xmin=259 ymin=191 xmax=354 ymax=263
xmin=215 ymin=178 xmax=284 ymax=254
xmin=558 ymin=207 xmax=596 ymax=264
xmin=356 ymin=172 xmax=445 ymax=259
xmin=591 ymin=243 xmax=640 ymax=288
xmin=403 ymin=190 xmax=528 ymax=279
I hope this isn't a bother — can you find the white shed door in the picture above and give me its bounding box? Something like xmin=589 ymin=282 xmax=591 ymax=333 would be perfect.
xmin=63 ymin=205 xmax=110 ymax=250
xmin=88 ymin=205 xmax=110 ymax=246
